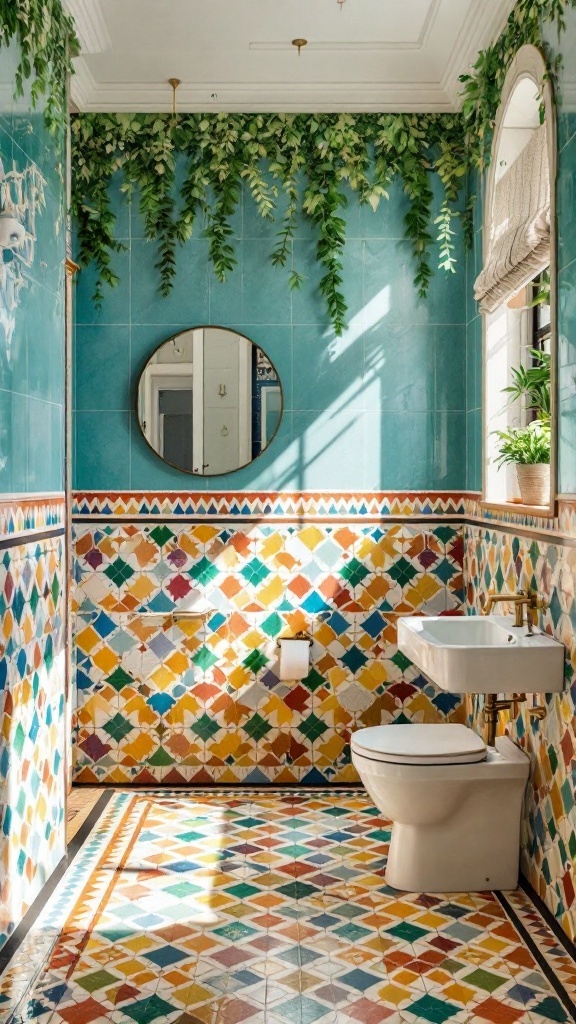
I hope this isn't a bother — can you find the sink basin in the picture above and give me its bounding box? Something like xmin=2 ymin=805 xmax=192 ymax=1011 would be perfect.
xmin=397 ymin=614 xmax=565 ymax=694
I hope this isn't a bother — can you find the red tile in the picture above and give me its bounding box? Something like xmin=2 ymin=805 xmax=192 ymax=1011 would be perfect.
xmin=59 ymin=997 xmax=109 ymax=1024
xmin=475 ymin=997 xmax=525 ymax=1023
xmin=346 ymin=996 xmax=396 ymax=1022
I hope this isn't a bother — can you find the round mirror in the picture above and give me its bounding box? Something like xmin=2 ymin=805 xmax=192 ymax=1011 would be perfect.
xmin=137 ymin=327 xmax=283 ymax=476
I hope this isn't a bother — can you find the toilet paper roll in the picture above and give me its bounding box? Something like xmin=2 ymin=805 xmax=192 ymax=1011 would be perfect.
xmin=279 ymin=638 xmax=310 ymax=681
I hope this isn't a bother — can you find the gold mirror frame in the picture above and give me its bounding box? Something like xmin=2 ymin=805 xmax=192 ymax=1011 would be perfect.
xmin=135 ymin=326 xmax=285 ymax=477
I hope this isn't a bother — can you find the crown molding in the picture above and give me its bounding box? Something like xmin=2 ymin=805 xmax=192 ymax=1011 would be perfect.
xmin=442 ymin=0 xmax=517 ymax=107
xmin=69 ymin=57 xmax=98 ymax=112
xmin=75 ymin=80 xmax=453 ymax=114
xmin=62 ymin=0 xmax=112 ymax=54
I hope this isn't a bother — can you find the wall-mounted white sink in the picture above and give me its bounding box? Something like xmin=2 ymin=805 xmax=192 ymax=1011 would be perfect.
xmin=397 ymin=615 xmax=565 ymax=694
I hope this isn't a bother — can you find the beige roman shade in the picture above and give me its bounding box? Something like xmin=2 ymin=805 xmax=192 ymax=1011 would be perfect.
xmin=474 ymin=123 xmax=550 ymax=313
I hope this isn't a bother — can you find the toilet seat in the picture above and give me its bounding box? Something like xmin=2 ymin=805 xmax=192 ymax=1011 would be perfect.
xmin=351 ymin=723 xmax=487 ymax=765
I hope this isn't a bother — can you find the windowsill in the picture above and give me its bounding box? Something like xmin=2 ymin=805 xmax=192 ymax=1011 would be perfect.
xmin=479 ymin=499 xmax=556 ymax=519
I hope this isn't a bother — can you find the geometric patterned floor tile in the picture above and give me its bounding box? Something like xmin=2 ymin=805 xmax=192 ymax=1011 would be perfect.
xmin=0 ymin=790 xmax=574 ymax=1024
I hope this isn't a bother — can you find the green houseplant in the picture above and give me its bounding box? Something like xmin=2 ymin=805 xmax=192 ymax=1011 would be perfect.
xmin=495 ymin=348 xmax=551 ymax=505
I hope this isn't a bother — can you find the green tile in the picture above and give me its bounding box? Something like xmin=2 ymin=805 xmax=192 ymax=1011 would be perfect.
xmin=462 ymin=968 xmax=506 ymax=992
xmin=77 ymin=969 xmax=119 ymax=992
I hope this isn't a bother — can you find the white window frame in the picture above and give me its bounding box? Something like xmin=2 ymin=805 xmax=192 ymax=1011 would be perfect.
xmin=481 ymin=44 xmax=557 ymax=516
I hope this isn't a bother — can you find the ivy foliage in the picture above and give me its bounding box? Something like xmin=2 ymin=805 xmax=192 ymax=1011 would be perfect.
xmin=72 ymin=112 xmax=468 ymax=334
xmin=460 ymin=0 xmax=576 ymax=166
xmin=67 ymin=0 xmax=575 ymax=335
xmin=0 ymin=0 xmax=78 ymax=133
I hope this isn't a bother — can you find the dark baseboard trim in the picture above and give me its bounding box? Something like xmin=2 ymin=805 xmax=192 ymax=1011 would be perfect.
xmin=497 ymin=887 xmax=576 ymax=1022
xmin=519 ymin=875 xmax=576 ymax=962
xmin=0 ymin=789 xmax=113 ymax=974
xmin=0 ymin=527 xmax=65 ymax=551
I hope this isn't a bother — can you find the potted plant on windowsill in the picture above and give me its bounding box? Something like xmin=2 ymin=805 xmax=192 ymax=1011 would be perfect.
xmin=495 ymin=347 xmax=551 ymax=506
xmin=494 ymin=420 xmax=551 ymax=505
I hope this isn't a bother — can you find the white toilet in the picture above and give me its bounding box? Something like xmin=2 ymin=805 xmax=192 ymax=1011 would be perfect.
xmin=351 ymin=723 xmax=529 ymax=892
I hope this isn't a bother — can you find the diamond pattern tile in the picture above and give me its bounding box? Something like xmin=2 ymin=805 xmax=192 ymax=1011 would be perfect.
xmin=0 ymin=789 xmax=573 ymax=1024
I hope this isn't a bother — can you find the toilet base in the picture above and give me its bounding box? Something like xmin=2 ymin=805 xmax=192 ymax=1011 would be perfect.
xmin=385 ymin=820 xmax=521 ymax=893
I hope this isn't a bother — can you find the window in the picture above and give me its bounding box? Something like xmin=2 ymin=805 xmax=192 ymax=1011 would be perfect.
xmin=480 ymin=46 xmax=556 ymax=513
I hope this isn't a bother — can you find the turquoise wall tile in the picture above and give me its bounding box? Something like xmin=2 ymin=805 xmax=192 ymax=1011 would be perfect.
xmin=466 ymin=409 xmax=482 ymax=491
xmin=240 ymin=240 xmax=292 ymax=324
xmin=0 ymin=53 xmax=65 ymax=496
xmin=363 ymin=411 xmax=434 ymax=490
xmin=0 ymin=390 xmax=12 ymax=492
xmin=434 ymin=411 xmax=467 ymax=489
xmin=293 ymin=323 xmax=365 ymax=412
xmin=557 ymin=136 xmax=576 ymax=272
xmin=28 ymin=398 xmax=63 ymax=492
xmin=292 ymin=409 xmax=366 ymax=489
xmin=26 ymin=283 xmax=65 ymax=405
xmin=130 ymin=238 xmax=209 ymax=325
xmin=75 ymin=326 xmax=131 ymax=411
xmin=358 ymin=178 xmax=410 ymax=239
xmin=75 ymin=412 xmax=131 ymax=490
xmin=436 ymin=325 xmax=466 ymax=411
xmin=559 ymin=397 xmax=576 ymax=493
xmin=74 ymin=169 xmax=469 ymax=491
xmin=364 ymin=324 xmax=435 ymax=413
xmin=75 ymin=250 xmax=130 ymax=326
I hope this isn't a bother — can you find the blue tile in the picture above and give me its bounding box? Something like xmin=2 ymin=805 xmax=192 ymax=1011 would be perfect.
xmin=75 ymin=250 xmax=130 ymax=326
xmin=557 ymin=137 xmax=576 ymax=272
xmin=466 ymin=409 xmax=482 ymax=492
xmin=364 ymin=324 xmax=435 ymax=413
xmin=27 ymin=398 xmax=63 ymax=492
xmin=436 ymin=325 xmax=466 ymax=411
xmin=293 ymin=323 xmax=364 ymax=412
xmin=363 ymin=411 xmax=434 ymax=490
xmin=241 ymin=240 xmax=292 ymax=325
xmin=74 ymin=411 xmax=131 ymax=490
xmin=75 ymin=326 xmax=130 ymax=411
xmin=130 ymin=238 xmax=209 ymax=325
xmin=292 ymin=409 xmax=366 ymax=489
xmin=26 ymin=282 xmax=65 ymax=405
xmin=0 ymin=389 xmax=13 ymax=493
xmin=433 ymin=411 xmax=467 ymax=489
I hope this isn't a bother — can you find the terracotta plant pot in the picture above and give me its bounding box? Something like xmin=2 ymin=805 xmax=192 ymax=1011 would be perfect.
xmin=515 ymin=463 xmax=550 ymax=506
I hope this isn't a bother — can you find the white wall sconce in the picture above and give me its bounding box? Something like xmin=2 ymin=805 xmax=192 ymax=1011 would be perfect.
xmin=0 ymin=211 xmax=26 ymax=249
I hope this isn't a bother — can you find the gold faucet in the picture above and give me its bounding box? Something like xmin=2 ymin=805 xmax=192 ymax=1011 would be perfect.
xmin=483 ymin=588 xmax=545 ymax=632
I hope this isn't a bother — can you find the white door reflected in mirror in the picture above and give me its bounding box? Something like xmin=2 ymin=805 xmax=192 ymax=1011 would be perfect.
xmin=137 ymin=327 xmax=283 ymax=476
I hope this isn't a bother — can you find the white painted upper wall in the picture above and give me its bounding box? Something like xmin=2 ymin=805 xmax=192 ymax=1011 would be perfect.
xmin=65 ymin=0 xmax=517 ymax=113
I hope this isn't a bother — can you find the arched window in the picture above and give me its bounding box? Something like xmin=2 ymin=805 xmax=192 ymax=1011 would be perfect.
xmin=478 ymin=45 xmax=556 ymax=513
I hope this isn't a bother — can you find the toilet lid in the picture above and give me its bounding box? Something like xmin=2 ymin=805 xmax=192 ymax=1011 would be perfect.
xmin=351 ymin=724 xmax=487 ymax=765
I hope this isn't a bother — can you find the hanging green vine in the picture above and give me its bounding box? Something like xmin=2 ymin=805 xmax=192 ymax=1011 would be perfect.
xmin=72 ymin=112 xmax=468 ymax=335
xmin=68 ymin=0 xmax=576 ymax=335
xmin=460 ymin=0 xmax=576 ymax=166
xmin=0 ymin=0 xmax=78 ymax=133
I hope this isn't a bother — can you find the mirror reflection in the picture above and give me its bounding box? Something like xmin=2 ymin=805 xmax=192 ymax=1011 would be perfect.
xmin=137 ymin=327 xmax=283 ymax=476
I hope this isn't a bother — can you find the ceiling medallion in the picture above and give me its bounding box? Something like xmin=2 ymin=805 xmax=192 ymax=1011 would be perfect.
xmin=291 ymin=38 xmax=308 ymax=55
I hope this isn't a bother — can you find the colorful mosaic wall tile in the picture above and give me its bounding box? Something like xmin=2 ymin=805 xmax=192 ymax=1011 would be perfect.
xmin=1 ymin=790 xmax=574 ymax=1024
xmin=0 ymin=535 xmax=66 ymax=947
xmin=72 ymin=491 xmax=468 ymax=522
xmin=0 ymin=497 xmax=65 ymax=541
xmin=72 ymin=521 xmax=466 ymax=785
xmin=465 ymin=524 xmax=576 ymax=943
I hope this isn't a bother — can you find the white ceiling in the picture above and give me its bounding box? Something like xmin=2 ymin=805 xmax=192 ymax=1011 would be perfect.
xmin=65 ymin=0 xmax=517 ymax=113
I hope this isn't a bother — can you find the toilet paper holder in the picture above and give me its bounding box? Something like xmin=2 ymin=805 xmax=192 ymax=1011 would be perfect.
xmin=276 ymin=630 xmax=313 ymax=647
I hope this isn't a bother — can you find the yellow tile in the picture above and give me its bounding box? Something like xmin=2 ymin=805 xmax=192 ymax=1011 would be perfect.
xmin=377 ymin=984 xmax=411 ymax=1006
xmin=442 ymin=982 xmax=477 ymax=1004
xmin=173 ymin=983 xmax=215 ymax=1007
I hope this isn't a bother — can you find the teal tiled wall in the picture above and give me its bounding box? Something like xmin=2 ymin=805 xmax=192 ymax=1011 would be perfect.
xmin=554 ymin=9 xmax=576 ymax=495
xmin=73 ymin=169 xmax=467 ymax=491
xmin=0 ymin=42 xmax=66 ymax=494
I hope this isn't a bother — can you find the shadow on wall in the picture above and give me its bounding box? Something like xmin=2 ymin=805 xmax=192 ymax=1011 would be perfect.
xmin=73 ymin=175 xmax=467 ymax=493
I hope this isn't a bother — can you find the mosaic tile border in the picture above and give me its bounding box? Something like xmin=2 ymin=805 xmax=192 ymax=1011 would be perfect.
xmin=72 ymin=491 xmax=469 ymax=522
xmin=0 ymin=495 xmax=65 ymax=541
